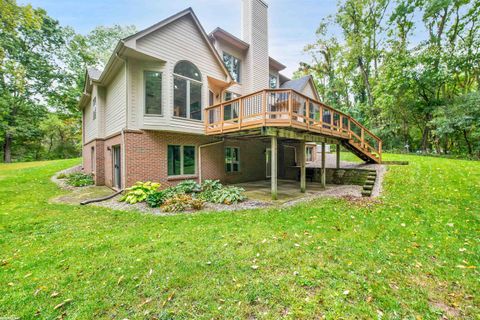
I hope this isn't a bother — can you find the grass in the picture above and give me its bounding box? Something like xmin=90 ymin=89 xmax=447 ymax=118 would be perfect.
xmin=0 ymin=155 xmax=479 ymax=319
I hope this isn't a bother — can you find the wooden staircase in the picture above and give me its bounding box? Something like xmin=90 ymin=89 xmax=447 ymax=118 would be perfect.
xmin=343 ymin=139 xmax=381 ymax=164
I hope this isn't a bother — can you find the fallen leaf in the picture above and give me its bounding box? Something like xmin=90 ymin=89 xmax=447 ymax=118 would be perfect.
xmin=343 ymin=290 xmax=350 ymax=295
xmin=138 ymin=298 xmax=152 ymax=308
xmin=50 ymin=291 xmax=60 ymax=298
xmin=251 ymin=265 xmax=259 ymax=270
xmin=54 ymin=299 xmax=73 ymax=310
xmin=117 ymin=275 xmax=124 ymax=285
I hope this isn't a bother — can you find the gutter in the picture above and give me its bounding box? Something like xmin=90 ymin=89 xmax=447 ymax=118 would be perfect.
xmin=198 ymin=138 xmax=224 ymax=183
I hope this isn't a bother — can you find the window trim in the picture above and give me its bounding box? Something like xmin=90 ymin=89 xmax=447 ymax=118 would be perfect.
xmin=167 ymin=144 xmax=197 ymax=177
xmin=269 ymin=74 xmax=278 ymax=89
xmin=225 ymin=146 xmax=241 ymax=173
xmin=92 ymin=97 xmax=97 ymax=120
xmin=306 ymin=145 xmax=315 ymax=162
xmin=144 ymin=70 xmax=163 ymax=117
xmin=223 ymin=51 xmax=241 ymax=83
xmin=173 ymin=61 xmax=203 ymax=121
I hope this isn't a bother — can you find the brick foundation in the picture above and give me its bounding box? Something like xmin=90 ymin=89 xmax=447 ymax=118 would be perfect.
xmin=85 ymin=130 xmax=279 ymax=189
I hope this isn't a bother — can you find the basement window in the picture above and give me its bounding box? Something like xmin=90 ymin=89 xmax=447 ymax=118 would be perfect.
xmin=168 ymin=145 xmax=196 ymax=176
xmin=225 ymin=147 xmax=240 ymax=172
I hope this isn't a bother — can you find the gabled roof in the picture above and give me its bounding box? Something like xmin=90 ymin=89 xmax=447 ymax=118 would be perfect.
xmin=122 ymin=8 xmax=231 ymax=81
xmin=209 ymin=27 xmax=249 ymax=51
xmin=87 ymin=67 xmax=102 ymax=81
xmin=80 ymin=8 xmax=233 ymax=108
xmin=280 ymin=75 xmax=311 ymax=91
xmin=280 ymin=75 xmax=320 ymax=100
xmin=209 ymin=27 xmax=286 ymax=72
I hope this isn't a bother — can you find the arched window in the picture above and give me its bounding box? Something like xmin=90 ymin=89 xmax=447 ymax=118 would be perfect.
xmin=173 ymin=61 xmax=202 ymax=120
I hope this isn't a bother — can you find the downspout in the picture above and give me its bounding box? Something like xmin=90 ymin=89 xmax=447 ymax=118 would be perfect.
xmin=198 ymin=139 xmax=224 ymax=183
xmin=116 ymin=53 xmax=128 ymax=188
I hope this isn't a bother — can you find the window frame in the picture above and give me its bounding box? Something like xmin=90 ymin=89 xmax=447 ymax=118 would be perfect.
xmin=225 ymin=146 xmax=241 ymax=173
xmin=223 ymin=52 xmax=241 ymax=83
xmin=167 ymin=144 xmax=197 ymax=177
xmin=144 ymin=70 xmax=163 ymax=116
xmin=269 ymin=74 xmax=278 ymax=89
xmin=306 ymin=145 xmax=315 ymax=162
xmin=173 ymin=61 xmax=203 ymax=121
xmin=92 ymin=97 xmax=97 ymax=120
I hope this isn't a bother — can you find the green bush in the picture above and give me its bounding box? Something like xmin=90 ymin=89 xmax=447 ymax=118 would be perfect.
xmin=161 ymin=194 xmax=204 ymax=212
xmin=198 ymin=179 xmax=223 ymax=201
xmin=65 ymin=173 xmax=94 ymax=187
xmin=145 ymin=191 xmax=166 ymax=208
xmin=210 ymin=186 xmax=246 ymax=205
xmin=175 ymin=180 xmax=201 ymax=194
xmin=119 ymin=181 xmax=160 ymax=204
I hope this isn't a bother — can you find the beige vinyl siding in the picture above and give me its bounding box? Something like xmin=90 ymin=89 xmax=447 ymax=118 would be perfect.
xmin=83 ymin=97 xmax=97 ymax=143
xmin=302 ymin=81 xmax=319 ymax=100
xmin=242 ymin=0 xmax=269 ymax=92
xmin=134 ymin=15 xmax=227 ymax=134
xmin=105 ymin=66 xmax=126 ymax=137
xmin=213 ymin=40 xmax=245 ymax=96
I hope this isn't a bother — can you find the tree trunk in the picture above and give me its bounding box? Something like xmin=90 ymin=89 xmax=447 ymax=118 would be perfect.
xmin=421 ymin=127 xmax=430 ymax=153
xmin=463 ymin=129 xmax=473 ymax=155
xmin=3 ymin=133 xmax=12 ymax=163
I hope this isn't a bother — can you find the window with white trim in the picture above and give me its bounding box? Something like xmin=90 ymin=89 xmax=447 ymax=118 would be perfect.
xmin=223 ymin=52 xmax=240 ymax=83
xmin=168 ymin=145 xmax=196 ymax=176
xmin=144 ymin=71 xmax=162 ymax=115
xmin=173 ymin=61 xmax=202 ymax=120
xmin=269 ymin=74 xmax=278 ymax=89
xmin=225 ymin=147 xmax=240 ymax=172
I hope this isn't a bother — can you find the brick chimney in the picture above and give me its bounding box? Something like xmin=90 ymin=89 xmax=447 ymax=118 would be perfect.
xmin=241 ymin=0 xmax=269 ymax=92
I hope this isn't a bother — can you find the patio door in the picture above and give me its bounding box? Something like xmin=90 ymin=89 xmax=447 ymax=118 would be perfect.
xmin=112 ymin=145 xmax=121 ymax=189
xmin=266 ymin=148 xmax=271 ymax=178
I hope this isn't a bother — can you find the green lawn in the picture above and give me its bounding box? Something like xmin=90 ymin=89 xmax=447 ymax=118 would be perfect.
xmin=0 ymin=156 xmax=478 ymax=319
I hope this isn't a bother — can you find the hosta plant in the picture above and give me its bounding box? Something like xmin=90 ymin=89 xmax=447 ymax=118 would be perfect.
xmin=210 ymin=187 xmax=246 ymax=205
xmin=120 ymin=181 xmax=160 ymax=204
xmin=175 ymin=180 xmax=201 ymax=194
xmin=66 ymin=173 xmax=94 ymax=187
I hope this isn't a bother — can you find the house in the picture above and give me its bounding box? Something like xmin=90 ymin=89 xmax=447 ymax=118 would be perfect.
xmin=79 ymin=0 xmax=382 ymax=199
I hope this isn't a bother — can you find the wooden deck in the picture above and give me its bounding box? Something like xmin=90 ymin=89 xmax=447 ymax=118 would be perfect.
xmin=204 ymin=89 xmax=382 ymax=163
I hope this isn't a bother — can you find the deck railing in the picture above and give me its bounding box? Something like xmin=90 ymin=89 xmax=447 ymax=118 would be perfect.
xmin=204 ymin=89 xmax=382 ymax=161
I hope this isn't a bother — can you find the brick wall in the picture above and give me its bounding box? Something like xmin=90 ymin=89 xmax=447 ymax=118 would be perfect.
xmin=123 ymin=130 xmax=267 ymax=188
xmin=82 ymin=139 xmax=105 ymax=185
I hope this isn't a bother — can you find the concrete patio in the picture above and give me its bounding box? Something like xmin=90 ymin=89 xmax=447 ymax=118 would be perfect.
xmin=234 ymin=179 xmax=362 ymax=203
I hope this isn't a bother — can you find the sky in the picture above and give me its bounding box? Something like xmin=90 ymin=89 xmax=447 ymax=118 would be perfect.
xmin=19 ymin=0 xmax=340 ymax=77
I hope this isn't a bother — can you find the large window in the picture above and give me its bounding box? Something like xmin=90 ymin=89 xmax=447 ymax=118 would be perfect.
xmin=173 ymin=61 xmax=202 ymax=120
xmin=223 ymin=52 xmax=240 ymax=83
xmin=269 ymin=74 xmax=278 ymax=89
xmin=168 ymin=145 xmax=196 ymax=176
xmin=144 ymin=71 xmax=162 ymax=115
xmin=225 ymin=147 xmax=240 ymax=173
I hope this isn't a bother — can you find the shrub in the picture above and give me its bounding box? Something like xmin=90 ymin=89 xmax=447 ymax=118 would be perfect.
xmin=160 ymin=194 xmax=205 ymax=212
xmin=210 ymin=187 xmax=246 ymax=205
xmin=175 ymin=180 xmax=201 ymax=194
xmin=66 ymin=173 xmax=94 ymax=187
xmin=201 ymin=179 xmax=223 ymax=192
xmin=198 ymin=179 xmax=223 ymax=201
xmin=146 ymin=191 xmax=167 ymax=208
xmin=120 ymin=181 xmax=160 ymax=204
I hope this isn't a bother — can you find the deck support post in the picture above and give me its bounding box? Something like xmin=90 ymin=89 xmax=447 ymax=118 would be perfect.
xmin=336 ymin=143 xmax=340 ymax=169
xmin=271 ymin=136 xmax=278 ymax=200
xmin=321 ymin=142 xmax=326 ymax=188
xmin=300 ymin=141 xmax=306 ymax=193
